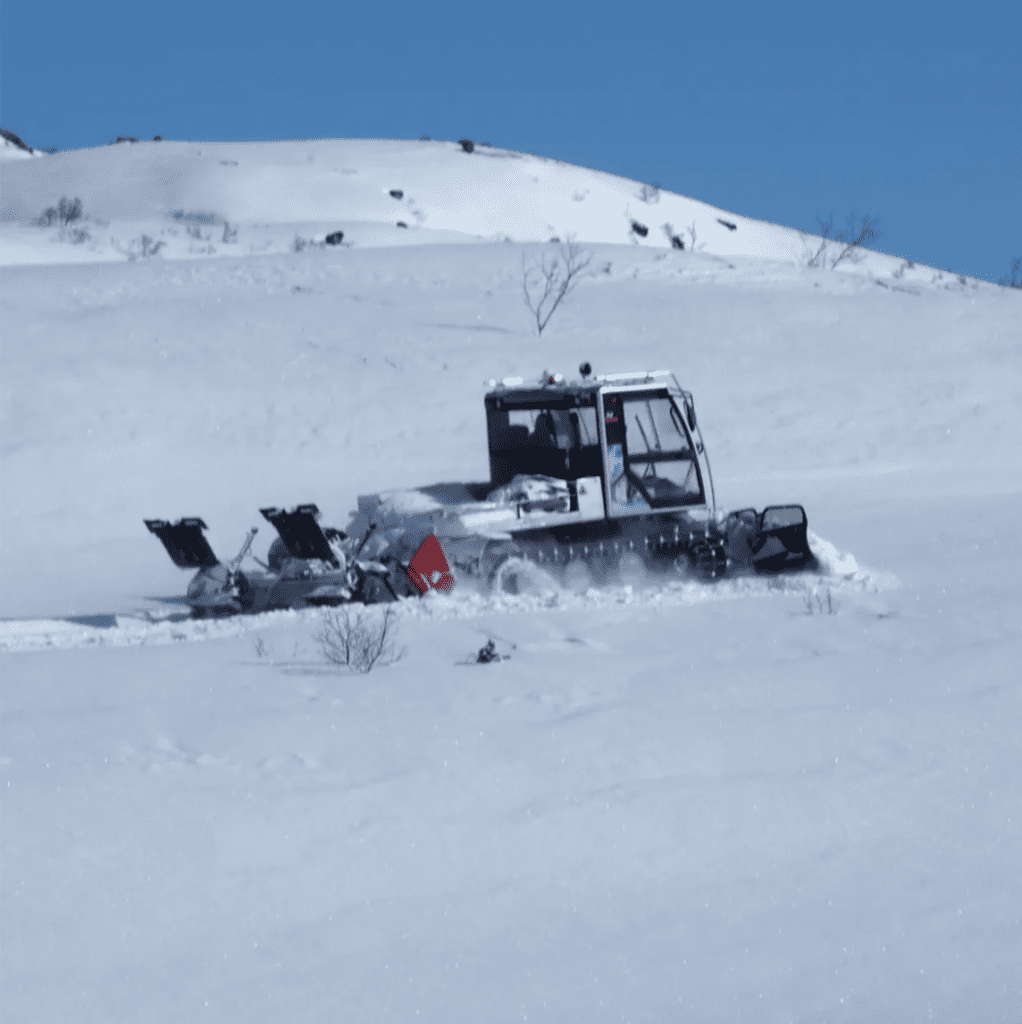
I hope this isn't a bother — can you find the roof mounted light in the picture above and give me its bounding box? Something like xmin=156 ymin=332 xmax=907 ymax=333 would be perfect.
xmin=595 ymin=369 xmax=671 ymax=382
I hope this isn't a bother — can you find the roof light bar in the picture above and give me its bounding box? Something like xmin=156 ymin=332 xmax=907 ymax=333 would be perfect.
xmin=594 ymin=370 xmax=671 ymax=382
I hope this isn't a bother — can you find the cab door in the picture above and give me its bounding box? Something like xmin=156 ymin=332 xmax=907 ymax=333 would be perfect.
xmin=599 ymin=388 xmax=705 ymax=517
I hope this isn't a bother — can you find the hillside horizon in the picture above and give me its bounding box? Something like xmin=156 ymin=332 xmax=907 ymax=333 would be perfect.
xmin=1 ymin=135 xmax=947 ymax=282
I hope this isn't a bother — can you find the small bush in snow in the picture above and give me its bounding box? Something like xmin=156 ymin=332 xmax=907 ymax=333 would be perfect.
xmin=221 ymin=221 xmax=238 ymax=244
xmin=630 ymin=219 xmax=649 ymax=238
xmin=458 ymin=138 xmax=475 ymax=153
xmin=37 ymin=196 xmax=83 ymax=237
xmin=521 ymin=233 xmax=593 ymax=336
xmin=999 ymin=257 xmax=1021 ymax=289
xmin=316 ymin=606 xmax=404 ymax=674
xmin=293 ymin=234 xmax=308 ymax=253
xmin=803 ymin=587 xmax=838 ymax=615
xmin=831 ymin=213 xmax=881 ymax=268
xmin=128 ymin=235 xmax=164 ymax=260
xmin=805 ymin=213 xmax=881 ymax=269
xmin=69 ymin=227 xmax=90 ymax=245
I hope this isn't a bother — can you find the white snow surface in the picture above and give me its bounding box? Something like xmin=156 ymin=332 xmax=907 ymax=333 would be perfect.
xmin=2 ymin=139 xmax=1021 ymax=1023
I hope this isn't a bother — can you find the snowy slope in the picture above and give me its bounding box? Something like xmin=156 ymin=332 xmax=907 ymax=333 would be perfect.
xmin=2 ymin=137 xmax=915 ymax=275
xmin=1 ymin=139 xmax=1021 ymax=1023
xmin=1 ymin=238 xmax=1016 ymax=622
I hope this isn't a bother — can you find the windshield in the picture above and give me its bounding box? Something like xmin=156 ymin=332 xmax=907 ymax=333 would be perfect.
xmin=625 ymin=395 xmax=690 ymax=458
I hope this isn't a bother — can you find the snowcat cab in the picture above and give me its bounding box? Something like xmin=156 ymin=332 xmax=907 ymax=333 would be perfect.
xmin=486 ymin=369 xmax=710 ymax=515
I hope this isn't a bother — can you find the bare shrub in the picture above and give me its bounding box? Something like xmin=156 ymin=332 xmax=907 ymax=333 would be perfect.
xmin=830 ymin=213 xmax=881 ymax=268
xmin=458 ymin=138 xmax=474 ymax=153
xmin=999 ymin=257 xmax=1021 ymax=289
xmin=638 ymin=183 xmax=660 ymax=204
xmin=69 ymin=227 xmax=90 ymax=245
xmin=521 ymin=232 xmax=592 ymax=336
xmin=128 ymin=235 xmax=164 ymax=260
xmin=293 ymin=234 xmax=308 ymax=253
xmin=222 ymin=221 xmax=238 ymax=244
xmin=805 ymin=216 xmax=834 ymax=268
xmin=38 ymin=196 xmax=83 ymax=237
xmin=316 ymin=606 xmax=405 ymax=673
xmin=803 ymin=587 xmax=838 ymax=615
xmin=806 ymin=213 xmax=881 ymax=269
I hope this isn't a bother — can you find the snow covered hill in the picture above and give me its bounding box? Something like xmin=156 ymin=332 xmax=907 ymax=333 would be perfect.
xmin=2 ymin=136 xmax=914 ymax=275
xmin=1 ymin=138 xmax=1020 ymax=1023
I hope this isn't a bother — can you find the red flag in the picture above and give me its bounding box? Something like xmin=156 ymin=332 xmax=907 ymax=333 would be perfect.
xmin=407 ymin=535 xmax=455 ymax=593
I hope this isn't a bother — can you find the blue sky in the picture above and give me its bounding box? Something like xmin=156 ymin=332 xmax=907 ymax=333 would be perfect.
xmin=2 ymin=0 xmax=1019 ymax=282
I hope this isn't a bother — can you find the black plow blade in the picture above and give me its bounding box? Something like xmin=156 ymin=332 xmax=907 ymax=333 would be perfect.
xmin=259 ymin=504 xmax=339 ymax=566
xmin=144 ymin=518 xmax=220 ymax=569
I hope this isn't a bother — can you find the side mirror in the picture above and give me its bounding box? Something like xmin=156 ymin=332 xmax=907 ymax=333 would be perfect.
xmin=685 ymin=399 xmax=697 ymax=432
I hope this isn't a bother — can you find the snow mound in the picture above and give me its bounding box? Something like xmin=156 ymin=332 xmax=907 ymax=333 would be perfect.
xmin=808 ymin=529 xmax=860 ymax=578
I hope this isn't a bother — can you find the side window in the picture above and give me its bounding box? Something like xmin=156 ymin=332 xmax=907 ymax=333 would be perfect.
xmin=488 ymin=401 xmax=602 ymax=484
xmin=605 ymin=391 xmax=704 ymax=512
